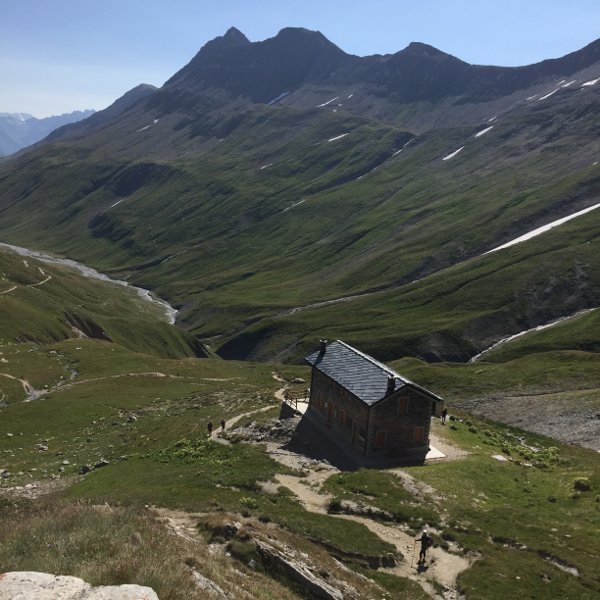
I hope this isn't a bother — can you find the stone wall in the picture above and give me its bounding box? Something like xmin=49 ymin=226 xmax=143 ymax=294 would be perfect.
xmin=369 ymin=388 xmax=433 ymax=456
xmin=308 ymin=369 xmax=369 ymax=454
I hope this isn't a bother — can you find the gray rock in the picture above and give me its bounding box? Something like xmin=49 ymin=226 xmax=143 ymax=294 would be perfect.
xmin=0 ymin=572 xmax=159 ymax=599
xmin=192 ymin=570 xmax=231 ymax=599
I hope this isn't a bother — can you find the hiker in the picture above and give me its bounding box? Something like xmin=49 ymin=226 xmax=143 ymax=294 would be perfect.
xmin=207 ymin=421 xmax=213 ymax=436
xmin=441 ymin=408 xmax=448 ymax=424
xmin=220 ymin=419 xmax=226 ymax=432
xmin=416 ymin=529 xmax=433 ymax=563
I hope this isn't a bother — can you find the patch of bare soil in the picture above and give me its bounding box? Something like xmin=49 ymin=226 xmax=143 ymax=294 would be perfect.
xmin=338 ymin=514 xmax=470 ymax=598
xmin=454 ymin=391 xmax=600 ymax=451
xmin=0 ymin=476 xmax=73 ymax=500
xmin=429 ymin=425 xmax=470 ymax=462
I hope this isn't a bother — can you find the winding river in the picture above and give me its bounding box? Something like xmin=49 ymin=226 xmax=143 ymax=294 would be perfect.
xmin=0 ymin=242 xmax=177 ymax=324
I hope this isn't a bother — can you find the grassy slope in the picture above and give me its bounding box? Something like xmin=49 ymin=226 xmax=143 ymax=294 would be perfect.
xmin=0 ymin=338 xmax=597 ymax=600
xmin=0 ymin=248 xmax=202 ymax=359
xmin=0 ymin=88 xmax=598 ymax=361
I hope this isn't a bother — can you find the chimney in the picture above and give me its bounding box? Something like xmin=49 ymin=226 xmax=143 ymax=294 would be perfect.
xmin=319 ymin=339 xmax=327 ymax=354
xmin=386 ymin=375 xmax=396 ymax=395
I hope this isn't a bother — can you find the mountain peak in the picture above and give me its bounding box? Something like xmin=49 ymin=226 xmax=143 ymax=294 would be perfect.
xmin=403 ymin=41 xmax=456 ymax=60
xmin=222 ymin=26 xmax=251 ymax=46
xmin=201 ymin=27 xmax=251 ymax=54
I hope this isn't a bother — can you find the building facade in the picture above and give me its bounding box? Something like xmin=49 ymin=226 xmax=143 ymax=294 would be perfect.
xmin=305 ymin=340 xmax=443 ymax=459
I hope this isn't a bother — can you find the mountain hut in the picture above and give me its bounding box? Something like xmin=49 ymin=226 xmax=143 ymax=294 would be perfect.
xmin=304 ymin=340 xmax=443 ymax=460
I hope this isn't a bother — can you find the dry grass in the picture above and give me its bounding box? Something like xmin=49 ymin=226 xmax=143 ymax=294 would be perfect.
xmin=0 ymin=497 xmax=388 ymax=599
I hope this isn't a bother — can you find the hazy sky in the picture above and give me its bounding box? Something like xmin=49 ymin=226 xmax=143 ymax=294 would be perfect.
xmin=2 ymin=0 xmax=599 ymax=117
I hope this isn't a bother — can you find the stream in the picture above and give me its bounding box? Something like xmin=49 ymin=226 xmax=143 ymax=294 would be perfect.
xmin=0 ymin=242 xmax=177 ymax=324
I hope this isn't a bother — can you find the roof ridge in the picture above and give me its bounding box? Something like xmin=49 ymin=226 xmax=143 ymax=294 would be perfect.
xmin=335 ymin=339 xmax=411 ymax=384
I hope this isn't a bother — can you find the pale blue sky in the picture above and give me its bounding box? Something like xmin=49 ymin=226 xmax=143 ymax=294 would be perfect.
xmin=1 ymin=0 xmax=599 ymax=117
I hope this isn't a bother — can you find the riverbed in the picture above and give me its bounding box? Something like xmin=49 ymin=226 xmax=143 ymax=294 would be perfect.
xmin=0 ymin=242 xmax=177 ymax=324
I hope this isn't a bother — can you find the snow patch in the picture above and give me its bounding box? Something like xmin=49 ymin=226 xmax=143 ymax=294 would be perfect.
xmin=153 ymin=118 xmax=159 ymax=123
xmin=392 ymin=138 xmax=415 ymax=156
xmin=488 ymin=116 xmax=497 ymax=122
xmin=283 ymin=199 xmax=307 ymax=213
xmin=316 ymin=96 xmax=339 ymax=108
xmin=561 ymin=80 xmax=576 ymax=87
xmin=109 ymin=199 xmax=126 ymax=208
xmin=485 ymin=201 xmax=600 ymax=254
xmin=582 ymin=77 xmax=600 ymax=87
xmin=526 ymin=94 xmax=538 ymax=100
xmin=475 ymin=125 xmax=494 ymax=138
xmin=347 ymin=93 xmax=354 ymax=99
xmin=268 ymin=91 xmax=290 ymax=105
xmin=470 ymin=308 xmax=597 ymax=362
xmin=442 ymin=146 xmax=464 ymax=161
xmin=538 ymin=88 xmax=559 ymax=100
xmin=136 ymin=125 xmax=151 ymax=132
xmin=328 ymin=133 xmax=348 ymax=142
xmin=260 ymin=164 xmax=273 ymax=170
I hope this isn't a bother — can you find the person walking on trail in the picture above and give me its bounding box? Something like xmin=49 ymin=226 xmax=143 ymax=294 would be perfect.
xmin=220 ymin=419 xmax=226 ymax=432
xmin=416 ymin=529 xmax=433 ymax=563
xmin=441 ymin=408 xmax=448 ymax=425
xmin=207 ymin=421 xmax=213 ymax=436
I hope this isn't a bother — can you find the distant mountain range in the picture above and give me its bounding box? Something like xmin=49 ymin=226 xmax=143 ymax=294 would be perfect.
xmin=0 ymin=109 xmax=95 ymax=156
xmin=0 ymin=27 xmax=599 ymax=362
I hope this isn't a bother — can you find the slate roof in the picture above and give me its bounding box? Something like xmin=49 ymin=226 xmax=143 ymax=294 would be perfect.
xmin=304 ymin=340 xmax=442 ymax=407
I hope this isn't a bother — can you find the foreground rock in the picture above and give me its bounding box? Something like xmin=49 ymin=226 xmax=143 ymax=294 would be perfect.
xmin=0 ymin=572 xmax=158 ymax=600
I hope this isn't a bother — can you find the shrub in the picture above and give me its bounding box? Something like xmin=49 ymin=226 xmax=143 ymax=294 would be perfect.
xmin=327 ymin=497 xmax=343 ymax=514
xmin=227 ymin=540 xmax=258 ymax=564
xmin=573 ymin=477 xmax=592 ymax=492
xmin=240 ymin=496 xmax=258 ymax=510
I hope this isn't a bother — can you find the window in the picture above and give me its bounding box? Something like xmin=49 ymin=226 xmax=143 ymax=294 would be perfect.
xmin=345 ymin=414 xmax=353 ymax=430
xmin=375 ymin=431 xmax=387 ymax=449
xmin=339 ymin=409 xmax=345 ymax=426
xmin=315 ymin=392 xmax=323 ymax=408
xmin=414 ymin=426 xmax=425 ymax=443
xmin=397 ymin=396 xmax=409 ymax=415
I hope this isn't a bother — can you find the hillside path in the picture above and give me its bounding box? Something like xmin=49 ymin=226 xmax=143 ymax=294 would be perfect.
xmin=259 ymin=387 xmax=472 ymax=599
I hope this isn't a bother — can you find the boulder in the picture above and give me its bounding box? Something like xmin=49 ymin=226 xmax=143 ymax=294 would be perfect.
xmin=0 ymin=572 xmax=158 ymax=599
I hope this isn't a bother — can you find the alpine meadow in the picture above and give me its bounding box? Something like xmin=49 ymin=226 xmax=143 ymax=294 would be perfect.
xmin=0 ymin=24 xmax=598 ymax=600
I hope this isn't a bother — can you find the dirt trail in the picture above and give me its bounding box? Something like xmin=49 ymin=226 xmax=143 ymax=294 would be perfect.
xmin=158 ymin=383 xmax=472 ymax=598
xmin=0 ymin=372 xmax=44 ymax=401
xmin=260 ymin=387 xmax=472 ymax=599
xmin=269 ymin=461 xmax=470 ymax=598
xmin=0 ymin=266 xmax=52 ymax=295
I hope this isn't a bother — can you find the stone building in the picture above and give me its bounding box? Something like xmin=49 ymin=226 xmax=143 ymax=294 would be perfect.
xmin=304 ymin=340 xmax=443 ymax=460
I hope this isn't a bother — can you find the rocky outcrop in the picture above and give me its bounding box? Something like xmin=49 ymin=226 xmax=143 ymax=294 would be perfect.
xmin=0 ymin=572 xmax=158 ymax=600
xmin=255 ymin=539 xmax=359 ymax=600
